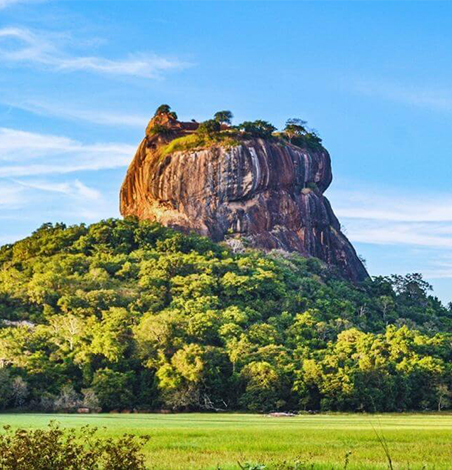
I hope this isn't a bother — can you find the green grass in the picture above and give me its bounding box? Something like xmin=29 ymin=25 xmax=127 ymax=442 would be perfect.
xmin=1 ymin=413 xmax=452 ymax=469
xmin=160 ymin=132 xmax=240 ymax=158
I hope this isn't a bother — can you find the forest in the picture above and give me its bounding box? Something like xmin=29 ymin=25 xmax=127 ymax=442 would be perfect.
xmin=0 ymin=218 xmax=452 ymax=413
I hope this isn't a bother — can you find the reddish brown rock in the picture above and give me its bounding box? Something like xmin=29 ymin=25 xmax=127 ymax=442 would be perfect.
xmin=120 ymin=114 xmax=368 ymax=283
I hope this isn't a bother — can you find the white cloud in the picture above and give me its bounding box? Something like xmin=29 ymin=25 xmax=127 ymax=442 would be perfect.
xmin=0 ymin=27 xmax=190 ymax=78
xmin=73 ymin=180 xmax=101 ymax=201
xmin=355 ymin=80 xmax=452 ymax=115
xmin=0 ymin=0 xmax=19 ymax=7
xmin=0 ymin=128 xmax=79 ymax=161
xmin=331 ymin=187 xmax=452 ymax=248
xmin=422 ymin=257 xmax=452 ymax=279
xmin=0 ymin=126 xmax=126 ymax=224
xmin=0 ymin=0 xmax=39 ymax=8
xmin=332 ymin=189 xmax=452 ymax=223
xmin=0 ymin=127 xmax=135 ymax=177
xmin=0 ymin=176 xmax=117 ymax=226
xmin=328 ymin=185 xmax=452 ymax=280
xmin=0 ymin=184 xmax=26 ymax=207
xmin=15 ymin=179 xmax=102 ymax=201
xmin=342 ymin=219 xmax=452 ymax=250
xmin=4 ymin=99 xmax=147 ymax=128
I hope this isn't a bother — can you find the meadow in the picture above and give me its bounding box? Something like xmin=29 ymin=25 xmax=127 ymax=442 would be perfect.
xmin=0 ymin=413 xmax=451 ymax=469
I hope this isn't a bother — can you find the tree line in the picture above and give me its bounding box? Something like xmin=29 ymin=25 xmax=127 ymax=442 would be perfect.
xmin=0 ymin=219 xmax=451 ymax=412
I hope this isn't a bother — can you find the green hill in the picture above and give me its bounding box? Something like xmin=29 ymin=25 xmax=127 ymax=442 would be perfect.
xmin=0 ymin=218 xmax=451 ymax=413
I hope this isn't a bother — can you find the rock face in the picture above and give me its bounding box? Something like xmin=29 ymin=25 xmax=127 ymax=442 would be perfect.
xmin=120 ymin=114 xmax=368 ymax=282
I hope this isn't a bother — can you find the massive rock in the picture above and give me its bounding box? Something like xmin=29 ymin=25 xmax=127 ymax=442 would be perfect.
xmin=120 ymin=113 xmax=368 ymax=282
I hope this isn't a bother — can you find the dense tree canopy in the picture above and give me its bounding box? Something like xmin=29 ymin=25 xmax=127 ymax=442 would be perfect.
xmin=237 ymin=120 xmax=277 ymax=138
xmin=0 ymin=219 xmax=451 ymax=413
xmin=196 ymin=119 xmax=221 ymax=136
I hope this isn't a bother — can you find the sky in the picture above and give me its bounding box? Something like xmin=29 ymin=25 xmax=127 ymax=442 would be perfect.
xmin=1 ymin=1 xmax=452 ymax=303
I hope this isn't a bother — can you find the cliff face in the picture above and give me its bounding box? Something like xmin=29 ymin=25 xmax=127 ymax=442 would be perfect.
xmin=120 ymin=115 xmax=368 ymax=283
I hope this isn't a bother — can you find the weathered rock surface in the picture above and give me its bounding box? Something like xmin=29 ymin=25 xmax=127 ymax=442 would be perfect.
xmin=120 ymin=114 xmax=368 ymax=282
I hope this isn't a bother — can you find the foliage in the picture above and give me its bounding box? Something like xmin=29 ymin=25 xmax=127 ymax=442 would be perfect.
xmin=154 ymin=104 xmax=171 ymax=116
xmin=154 ymin=104 xmax=177 ymax=120
xmin=0 ymin=219 xmax=452 ymax=412
xmin=214 ymin=110 xmax=233 ymax=125
xmin=148 ymin=106 xmax=325 ymax=155
xmin=92 ymin=369 xmax=134 ymax=411
xmin=237 ymin=120 xmax=277 ymax=138
xmin=196 ymin=119 xmax=221 ymax=136
xmin=0 ymin=422 xmax=149 ymax=469
xmin=284 ymin=118 xmax=307 ymax=143
xmin=148 ymin=124 xmax=172 ymax=137
xmin=294 ymin=130 xmax=322 ymax=150
xmin=283 ymin=118 xmax=323 ymax=150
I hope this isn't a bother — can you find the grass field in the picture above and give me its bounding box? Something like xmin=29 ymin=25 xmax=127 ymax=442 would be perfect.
xmin=0 ymin=413 xmax=452 ymax=469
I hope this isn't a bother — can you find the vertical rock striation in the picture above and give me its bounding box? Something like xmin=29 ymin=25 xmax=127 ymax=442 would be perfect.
xmin=120 ymin=114 xmax=368 ymax=282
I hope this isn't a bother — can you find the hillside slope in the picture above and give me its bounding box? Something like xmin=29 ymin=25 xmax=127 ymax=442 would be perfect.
xmin=0 ymin=219 xmax=451 ymax=412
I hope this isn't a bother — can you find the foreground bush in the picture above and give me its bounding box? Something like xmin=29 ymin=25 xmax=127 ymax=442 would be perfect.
xmin=0 ymin=422 xmax=149 ymax=469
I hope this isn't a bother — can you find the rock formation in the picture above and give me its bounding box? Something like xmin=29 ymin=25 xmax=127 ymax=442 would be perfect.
xmin=120 ymin=112 xmax=368 ymax=283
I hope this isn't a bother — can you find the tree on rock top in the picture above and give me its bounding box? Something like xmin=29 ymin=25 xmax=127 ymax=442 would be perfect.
xmin=238 ymin=120 xmax=276 ymax=138
xmin=284 ymin=118 xmax=308 ymax=143
xmin=197 ymin=119 xmax=221 ymax=136
xmin=154 ymin=104 xmax=178 ymax=120
xmin=214 ymin=110 xmax=233 ymax=125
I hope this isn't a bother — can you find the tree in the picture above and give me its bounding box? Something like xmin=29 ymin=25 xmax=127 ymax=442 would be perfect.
xmin=0 ymin=369 xmax=12 ymax=410
xmin=89 ymin=307 xmax=133 ymax=363
xmin=156 ymin=344 xmax=205 ymax=410
xmin=378 ymin=295 xmax=395 ymax=324
xmin=154 ymin=104 xmax=171 ymax=116
xmin=154 ymin=104 xmax=178 ymax=120
xmin=284 ymin=118 xmax=307 ymax=143
xmin=196 ymin=119 xmax=221 ymax=136
xmin=214 ymin=110 xmax=233 ymax=125
xmin=11 ymin=377 xmax=28 ymax=408
xmin=91 ymin=369 xmax=135 ymax=411
xmin=436 ymin=383 xmax=451 ymax=412
xmin=237 ymin=120 xmax=276 ymax=138
xmin=391 ymin=273 xmax=432 ymax=300
xmin=239 ymin=361 xmax=282 ymax=411
xmin=148 ymin=123 xmax=172 ymax=137
xmin=48 ymin=314 xmax=84 ymax=354
xmin=53 ymin=385 xmax=82 ymax=412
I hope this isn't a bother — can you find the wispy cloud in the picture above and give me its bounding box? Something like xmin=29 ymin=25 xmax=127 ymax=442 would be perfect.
xmin=423 ymin=257 xmax=452 ymax=279
xmin=342 ymin=219 xmax=452 ymax=250
xmin=0 ymin=0 xmax=20 ymax=7
xmin=15 ymin=179 xmax=102 ymax=201
xmin=0 ymin=177 xmax=116 ymax=227
xmin=329 ymin=185 xmax=452 ymax=278
xmin=0 ymin=184 xmax=26 ymax=207
xmin=355 ymin=80 xmax=452 ymax=115
xmin=332 ymin=189 xmax=452 ymax=223
xmin=4 ymin=99 xmax=147 ymax=128
xmin=0 ymin=127 xmax=135 ymax=177
xmin=0 ymin=27 xmax=190 ymax=78
xmin=0 ymin=0 xmax=39 ymax=9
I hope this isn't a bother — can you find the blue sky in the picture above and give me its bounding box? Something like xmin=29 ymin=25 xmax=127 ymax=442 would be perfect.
xmin=1 ymin=1 xmax=452 ymax=303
